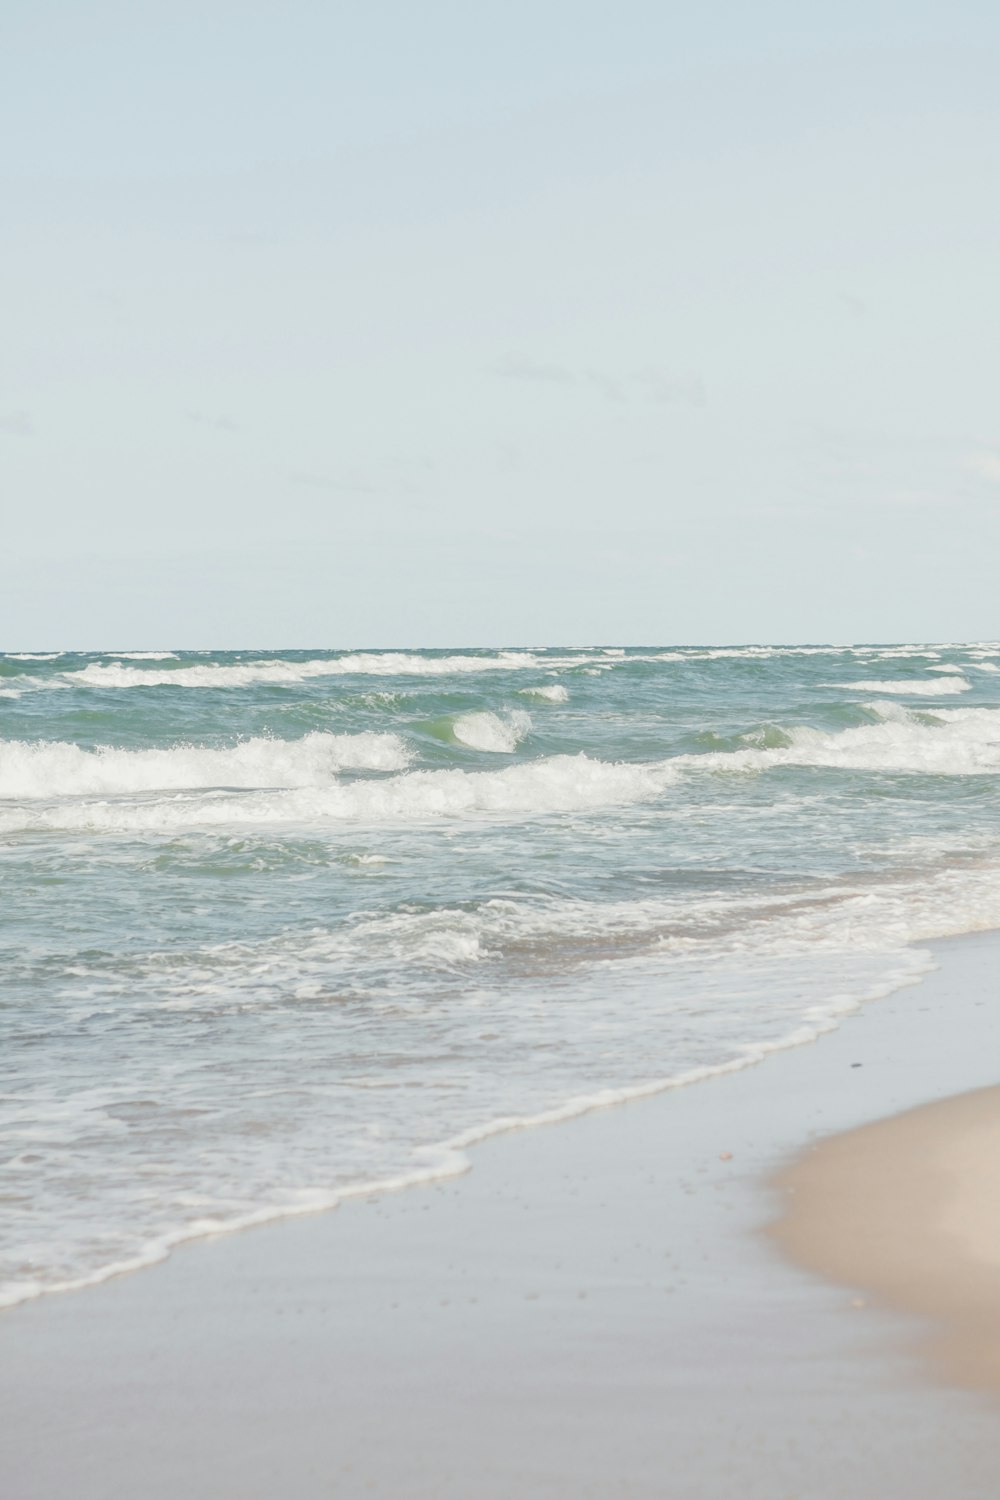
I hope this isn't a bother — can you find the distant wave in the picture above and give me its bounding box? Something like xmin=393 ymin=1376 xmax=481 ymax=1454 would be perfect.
xmin=6 ymin=646 xmax=999 ymax=694
xmin=62 ymin=652 xmax=588 ymax=690
xmin=109 ymin=651 xmax=180 ymax=661
xmin=831 ymin=677 xmax=970 ymax=696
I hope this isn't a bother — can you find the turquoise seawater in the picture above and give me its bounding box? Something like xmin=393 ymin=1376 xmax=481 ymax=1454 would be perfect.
xmin=4 ymin=643 xmax=1000 ymax=1305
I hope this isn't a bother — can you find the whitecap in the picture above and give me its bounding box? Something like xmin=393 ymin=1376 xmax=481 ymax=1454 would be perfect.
xmin=109 ymin=651 xmax=180 ymax=661
xmin=0 ymin=732 xmax=411 ymax=799
xmin=682 ymin=704 xmax=1000 ymax=777
xmin=518 ymin=684 xmax=569 ymax=703
xmin=62 ymin=652 xmax=591 ymax=690
xmin=0 ymin=753 xmax=673 ymax=833
xmin=451 ymin=710 xmax=532 ymax=753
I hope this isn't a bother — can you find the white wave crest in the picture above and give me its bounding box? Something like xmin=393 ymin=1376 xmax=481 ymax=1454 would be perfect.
xmin=63 ymin=652 xmax=587 ymax=690
xmin=518 ymin=683 xmax=569 ymax=703
xmin=0 ymin=732 xmax=410 ymax=799
xmin=830 ymin=677 xmax=970 ymax=696
xmin=110 ymin=652 xmax=180 ymax=661
xmin=686 ymin=705 xmax=1000 ymax=777
xmin=0 ymin=674 xmax=52 ymax=697
xmin=9 ymin=700 xmax=1000 ymax=832
xmin=0 ymin=754 xmax=673 ymax=832
xmin=451 ymin=710 xmax=531 ymax=753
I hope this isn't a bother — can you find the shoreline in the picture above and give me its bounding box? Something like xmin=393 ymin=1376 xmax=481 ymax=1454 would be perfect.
xmin=4 ymin=932 xmax=1000 ymax=1497
xmin=1 ymin=955 xmax=930 ymax=1317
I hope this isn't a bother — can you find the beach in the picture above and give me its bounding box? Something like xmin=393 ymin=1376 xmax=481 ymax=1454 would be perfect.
xmin=7 ymin=0 xmax=998 ymax=1483
xmin=4 ymin=929 xmax=1000 ymax=1498
xmin=5 ymin=643 xmax=1000 ymax=1495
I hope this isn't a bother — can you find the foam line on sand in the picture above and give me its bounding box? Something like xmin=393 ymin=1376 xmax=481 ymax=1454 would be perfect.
xmin=5 ymin=933 xmax=1000 ymax=1498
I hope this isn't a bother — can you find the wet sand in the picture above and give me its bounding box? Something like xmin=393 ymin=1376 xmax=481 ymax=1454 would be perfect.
xmin=3 ymin=932 xmax=1000 ymax=1498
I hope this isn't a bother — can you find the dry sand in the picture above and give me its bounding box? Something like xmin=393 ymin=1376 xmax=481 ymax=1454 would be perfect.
xmin=3 ymin=933 xmax=1000 ymax=1498
xmin=772 ymin=1081 xmax=1000 ymax=1394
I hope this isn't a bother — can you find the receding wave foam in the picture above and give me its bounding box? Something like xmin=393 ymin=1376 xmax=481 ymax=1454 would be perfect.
xmin=0 ymin=732 xmax=410 ymax=799
xmin=13 ymin=853 xmax=998 ymax=1311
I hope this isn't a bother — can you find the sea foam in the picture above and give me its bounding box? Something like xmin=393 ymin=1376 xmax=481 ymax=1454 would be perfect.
xmin=7 ymin=640 xmax=1000 ymax=1313
xmin=62 ymin=652 xmax=587 ymax=690
xmin=685 ymin=704 xmax=1000 ymax=777
xmin=7 ymin=704 xmax=1000 ymax=828
xmin=0 ymin=753 xmax=673 ymax=832
xmin=451 ymin=710 xmax=531 ymax=752
xmin=0 ymin=732 xmax=410 ymax=798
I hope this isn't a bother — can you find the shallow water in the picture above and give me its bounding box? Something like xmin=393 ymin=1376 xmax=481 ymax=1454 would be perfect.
xmin=4 ymin=642 xmax=1000 ymax=1304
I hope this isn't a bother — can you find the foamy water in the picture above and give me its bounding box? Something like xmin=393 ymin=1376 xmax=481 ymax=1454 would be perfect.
xmin=3 ymin=642 xmax=1000 ymax=1308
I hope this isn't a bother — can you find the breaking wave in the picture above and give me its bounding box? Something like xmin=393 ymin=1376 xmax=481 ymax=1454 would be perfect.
xmin=8 ymin=702 xmax=1000 ymax=832
xmin=0 ymin=732 xmax=410 ymax=799
xmin=451 ymin=709 xmax=532 ymax=752
xmin=0 ymin=754 xmax=672 ymax=832
xmin=684 ymin=704 xmax=1000 ymax=778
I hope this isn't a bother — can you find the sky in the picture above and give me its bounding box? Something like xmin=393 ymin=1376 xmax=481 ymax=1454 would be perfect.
xmin=2 ymin=1 xmax=999 ymax=648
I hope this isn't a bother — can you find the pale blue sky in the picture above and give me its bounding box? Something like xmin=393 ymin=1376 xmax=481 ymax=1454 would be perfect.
xmin=2 ymin=2 xmax=999 ymax=647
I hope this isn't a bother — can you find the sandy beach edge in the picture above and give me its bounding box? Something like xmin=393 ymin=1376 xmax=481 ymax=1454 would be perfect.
xmin=4 ymin=932 xmax=1000 ymax=1498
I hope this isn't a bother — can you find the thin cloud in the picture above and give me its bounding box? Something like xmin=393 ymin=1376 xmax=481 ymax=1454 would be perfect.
xmin=584 ymin=370 xmax=626 ymax=402
xmin=492 ymin=356 xmax=706 ymax=406
xmin=184 ymin=409 xmax=240 ymax=432
xmin=492 ymin=354 xmax=576 ymax=384
xmin=965 ymin=450 xmax=1000 ymax=483
xmin=0 ymin=410 xmax=34 ymax=436
xmin=630 ymin=367 xmax=706 ymax=407
xmin=289 ymin=470 xmax=377 ymax=495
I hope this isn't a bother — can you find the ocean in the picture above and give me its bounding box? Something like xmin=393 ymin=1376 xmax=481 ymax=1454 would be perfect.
xmin=3 ymin=642 xmax=1000 ymax=1308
